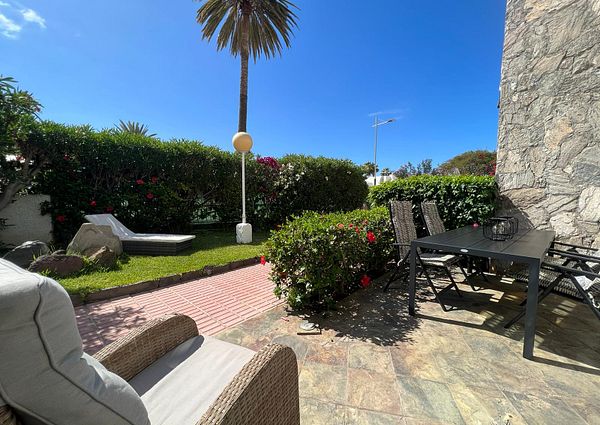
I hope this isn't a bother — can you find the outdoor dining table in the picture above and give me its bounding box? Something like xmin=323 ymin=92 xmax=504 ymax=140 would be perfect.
xmin=408 ymin=225 xmax=556 ymax=360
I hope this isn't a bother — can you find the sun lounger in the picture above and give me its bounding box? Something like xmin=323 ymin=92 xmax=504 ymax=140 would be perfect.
xmin=85 ymin=214 xmax=195 ymax=255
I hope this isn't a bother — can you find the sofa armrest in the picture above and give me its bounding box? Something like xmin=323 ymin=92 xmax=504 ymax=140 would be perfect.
xmin=0 ymin=405 xmax=20 ymax=425
xmin=93 ymin=314 xmax=199 ymax=381
xmin=199 ymin=344 xmax=299 ymax=425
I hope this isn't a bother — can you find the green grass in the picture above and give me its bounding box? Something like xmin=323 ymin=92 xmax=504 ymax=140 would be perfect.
xmin=60 ymin=229 xmax=269 ymax=296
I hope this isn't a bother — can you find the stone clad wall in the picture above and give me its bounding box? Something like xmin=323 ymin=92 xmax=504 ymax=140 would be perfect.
xmin=497 ymin=0 xmax=600 ymax=245
xmin=0 ymin=194 xmax=52 ymax=247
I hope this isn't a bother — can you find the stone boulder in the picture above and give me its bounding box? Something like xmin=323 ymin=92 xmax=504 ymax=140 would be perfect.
xmin=67 ymin=223 xmax=123 ymax=256
xmin=87 ymin=246 xmax=117 ymax=269
xmin=28 ymin=254 xmax=84 ymax=277
xmin=2 ymin=241 xmax=50 ymax=268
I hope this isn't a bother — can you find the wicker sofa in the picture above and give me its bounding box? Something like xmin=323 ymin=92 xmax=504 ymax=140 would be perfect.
xmin=0 ymin=259 xmax=299 ymax=425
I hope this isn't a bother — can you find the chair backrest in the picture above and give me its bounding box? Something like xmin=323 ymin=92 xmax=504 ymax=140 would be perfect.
xmin=421 ymin=201 xmax=446 ymax=235
xmin=85 ymin=214 xmax=135 ymax=238
xmin=0 ymin=259 xmax=149 ymax=425
xmin=389 ymin=200 xmax=418 ymax=260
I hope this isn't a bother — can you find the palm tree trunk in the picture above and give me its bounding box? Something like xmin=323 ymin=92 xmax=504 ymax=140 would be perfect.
xmin=238 ymin=12 xmax=250 ymax=133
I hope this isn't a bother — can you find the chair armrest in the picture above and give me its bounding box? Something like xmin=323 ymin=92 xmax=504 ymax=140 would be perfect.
xmin=392 ymin=243 xmax=411 ymax=247
xmin=552 ymin=241 xmax=599 ymax=252
xmin=199 ymin=344 xmax=299 ymax=425
xmin=93 ymin=314 xmax=199 ymax=381
xmin=548 ymin=248 xmax=600 ymax=263
xmin=542 ymin=263 xmax=600 ymax=280
xmin=0 ymin=405 xmax=20 ymax=425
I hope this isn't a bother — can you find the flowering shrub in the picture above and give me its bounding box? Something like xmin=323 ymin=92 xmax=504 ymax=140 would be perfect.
xmin=368 ymin=175 xmax=497 ymax=233
xmin=266 ymin=207 xmax=393 ymax=310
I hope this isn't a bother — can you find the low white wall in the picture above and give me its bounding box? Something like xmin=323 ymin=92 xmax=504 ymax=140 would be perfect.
xmin=0 ymin=194 xmax=52 ymax=247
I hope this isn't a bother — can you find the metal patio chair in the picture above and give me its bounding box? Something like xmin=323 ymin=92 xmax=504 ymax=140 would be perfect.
xmin=421 ymin=201 xmax=488 ymax=290
xmin=385 ymin=200 xmax=465 ymax=312
xmin=505 ymin=242 xmax=600 ymax=328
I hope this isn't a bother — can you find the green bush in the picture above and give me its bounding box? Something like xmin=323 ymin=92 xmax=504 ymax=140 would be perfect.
xmin=27 ymin=122 xmax=369 ymax=245
xmin=266 ymin=207 xmax=394 ymax=310
xmin=368 ymin=175 xmax=497 ymax=231
xmin=32 ymin=122 xmax=239 ymax=244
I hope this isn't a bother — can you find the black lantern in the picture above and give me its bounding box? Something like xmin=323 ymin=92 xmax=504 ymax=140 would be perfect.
xmin=483 ymin=217 xmax=519 ymax=241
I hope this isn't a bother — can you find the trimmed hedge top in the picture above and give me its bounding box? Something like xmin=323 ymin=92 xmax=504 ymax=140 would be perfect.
xmin=368 ymin=175 xmax=497 ymax=231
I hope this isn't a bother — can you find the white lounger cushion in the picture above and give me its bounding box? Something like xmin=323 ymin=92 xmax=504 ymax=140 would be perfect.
xmin=129 ymin=336 xmax=255 ymax=425
xmin=85 ymin=214 xmax=195 ymax=242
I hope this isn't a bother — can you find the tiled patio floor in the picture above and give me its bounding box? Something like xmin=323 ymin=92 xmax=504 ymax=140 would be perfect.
xmin=76 ymin=264 xmax=281 ymax=354
xmin=215 ymin=273 xmax=600 ymax=424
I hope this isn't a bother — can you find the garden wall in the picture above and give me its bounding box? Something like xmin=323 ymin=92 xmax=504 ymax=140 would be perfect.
xmin=497 ymin=0 xmax=600 ymax=245
xmin=0 ymin=194 xmax=52 ymax=247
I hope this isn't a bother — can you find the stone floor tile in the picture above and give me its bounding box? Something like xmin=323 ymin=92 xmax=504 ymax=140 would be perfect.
xmin=304 ymin=341 xmax=348 ymax=366
xmin=299 ymin=361 xmax=347 ymax=404
xmin=345 ymin=407 xmax=405 ymax=425
xmin=448 ymin=383 xmax=527 ymax=425
xmin=299 ymin=397 xmax=346 ymax=425
xmin=433 ymin=354 xmax=495 ymax=388
xmin=389 ymin=344 xmax=445 ymax=382
xmin=347 ymin=368 xmax=403 ymax=416
xmin=395 ymin=376 xmax=465 ymax=425
xmin=348 ymin=343 xmax=394 ymax=374
xmin=502 ymin=391 xmax=588 ymax=425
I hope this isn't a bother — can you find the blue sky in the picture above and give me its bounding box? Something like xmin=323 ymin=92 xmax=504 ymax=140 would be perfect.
xmin=1 ymin=0 xmax=506 ymax=170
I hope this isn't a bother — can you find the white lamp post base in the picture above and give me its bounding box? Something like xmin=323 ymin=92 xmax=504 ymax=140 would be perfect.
xmin=236 ymin=223 xmax=253 ymax=244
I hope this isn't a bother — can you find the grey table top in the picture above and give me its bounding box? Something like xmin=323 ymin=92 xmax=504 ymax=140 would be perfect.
xmin=412 ymin=225 xmax=556 ymax=263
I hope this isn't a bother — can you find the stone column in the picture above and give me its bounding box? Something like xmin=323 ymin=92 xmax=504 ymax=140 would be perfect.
xmin=497 ymin=0 xmax=600 ymax=245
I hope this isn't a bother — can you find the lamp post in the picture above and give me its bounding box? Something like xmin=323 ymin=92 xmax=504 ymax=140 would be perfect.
xmin=372 ymin=115 xmax=396 ymax=186
xmin=232 ymin=132 xmax=253 ymax=244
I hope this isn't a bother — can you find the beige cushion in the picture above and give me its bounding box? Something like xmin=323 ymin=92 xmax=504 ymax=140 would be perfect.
xmin=0 ymin=259 xmax=149 ymax=425
xmin=129 ymin=336 xmax=255 ymax=425
xmin=420 ymin=252 xmax=459 ymax=265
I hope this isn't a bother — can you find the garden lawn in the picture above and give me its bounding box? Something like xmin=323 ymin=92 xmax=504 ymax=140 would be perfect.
xmin=60 ymin=229 xmax=268 ymax=296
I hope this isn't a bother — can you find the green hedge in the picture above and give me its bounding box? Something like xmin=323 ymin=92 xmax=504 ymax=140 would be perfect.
xmin=28 ymin=122 xmax=369 ymax=244
xmin=368 ymin=175 xmax=497 ymax=231
xmin=266 ymin=207 xmax=394 ymax=310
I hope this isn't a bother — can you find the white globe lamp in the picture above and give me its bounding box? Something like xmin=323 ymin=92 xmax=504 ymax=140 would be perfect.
xmin=232 ymin=132 xmax=253 ymax=244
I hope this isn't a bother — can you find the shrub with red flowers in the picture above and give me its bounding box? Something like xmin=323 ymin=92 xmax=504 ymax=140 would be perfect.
xmin=267 ymin=207 xmax=393 ymax=310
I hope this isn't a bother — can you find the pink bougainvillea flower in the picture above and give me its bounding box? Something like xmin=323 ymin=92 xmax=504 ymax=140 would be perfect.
xmin=367 ymin=231 xmax=376 ymax=244
xmin=136 ymin=179 xmax=145 ymax=185
xmin=472 ymin=222 xmax=480 ymax=228
xmin=260 ymin=255 xmax=266 ymax=265
xmin=89 ymin=200 xmax=97 ymax=207
xmin=106 ymin=206 xmax=114 ymax=213
xmin=146 ymin=192 xmax=154 ymax=200
xmin=355 ymin=227 xmax=361 ymax=234
xmin=337 ymin=223 xmax=344 ymax=229
xmin=360 ymin=275 xmax=371 ymax=288
xmin=63 ymin=154 xmax=70 ymax=161
xmin=56 ymin=215 xmax=66 ymax=223
xmin=151 ymin=176 xmax=158 ymax=184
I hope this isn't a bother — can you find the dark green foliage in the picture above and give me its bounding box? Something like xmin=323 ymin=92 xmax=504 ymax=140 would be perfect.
xmin=266 ymin=207 xmax=394 ymax=310
xmin=368 ymin=175 xmax=497 ymax=232
xmin=28 ymin=123 xmax=368 ymax=245
xmin=437 ymin=150 xmax=496 ymax=176
xmin=33 ymin=122 xmax=239 ymax=244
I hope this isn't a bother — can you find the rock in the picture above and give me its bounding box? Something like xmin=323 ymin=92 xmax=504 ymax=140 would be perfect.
xmin=52 ymin=250 xmax=67 ymax=256
xmin=87 ymin=246 xmax=117 ymax=269
xmin=28 ymin=254 xmax=84 ymax=277
xmin=579 ymin=186 xmax=600 ymax=222
xmin=2 ymin=241 xmax=50 ymax=268
xmin=67 ymin=223 xmax=123 ymax=256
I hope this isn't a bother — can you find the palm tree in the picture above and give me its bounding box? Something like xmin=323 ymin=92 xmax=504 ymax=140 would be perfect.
xmin=196 ymin=0 xmax=298 ymax=132
xmin=115 ymin=120 xmax=156 ymax=137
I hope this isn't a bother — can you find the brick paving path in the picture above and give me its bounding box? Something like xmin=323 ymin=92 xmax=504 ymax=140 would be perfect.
xmin=76 ymin=264 xmax=281 ymax=354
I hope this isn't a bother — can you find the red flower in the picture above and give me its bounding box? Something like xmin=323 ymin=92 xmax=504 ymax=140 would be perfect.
xmin=56 ymin=215 xmax=66 ymax=223
xmin=106 ymin=206 xmax=114 ymax=213
xmin=146 ymin=192 xmax=154 ymax=200
xmin=337 ymin=223 xmax=344 ymax=229
xmin=89 ymin=200 xmax=97 ymax=207
xmin=349 ymin=224 xmax=354 ymax=228
xmin=472 ymin=222 xmax=479 ymax=228
xmin=360 ymin=275 xmax=371 ymax=288
xmin=367 ymin=231 xmax=376 ymax=244
xmin=151 ymin=176 xmax=158 ymax=184
xmin=136 ymin=179 xmax=145 ymax=185
xmin=260 ymin=255 xmax=266 ymax=265
xmin=355 ymin=227 xmax=361 ymax=234
xmin=63 ymin=154 xmax=70 ymax=161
